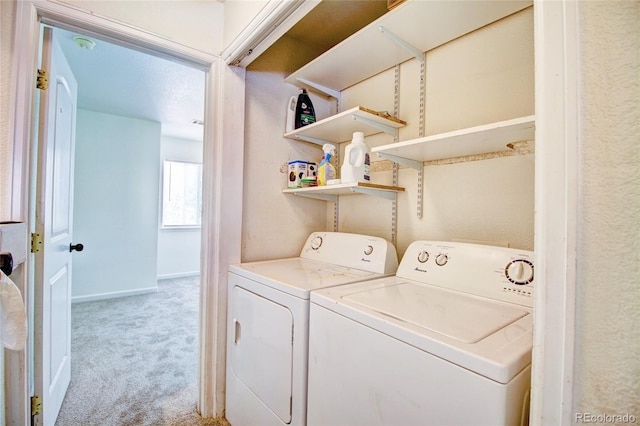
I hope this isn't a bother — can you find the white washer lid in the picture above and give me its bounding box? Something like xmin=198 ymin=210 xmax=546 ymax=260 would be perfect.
xmin=311 ymin=277 xmax=533 ymax=383
xmin=342 ymin=282 xmax=527 ymax=343
xmin=229 ymin=258 xmax=384 ymax=299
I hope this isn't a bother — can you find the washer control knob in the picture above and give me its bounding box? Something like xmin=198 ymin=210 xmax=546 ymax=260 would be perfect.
xmin=417 ymin=250 xmax=429 ymax=263
xmin=310 ymin=236 xmax=323 ymax=250
xmin=364 ymin=245 xmax=374 ymax=256
xmin=505 ymin=259 xmax=534 ymax=285
xmin=435 ymin=253 xmax=449 ymax=266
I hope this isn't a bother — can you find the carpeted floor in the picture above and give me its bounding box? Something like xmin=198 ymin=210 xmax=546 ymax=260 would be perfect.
xmin=56 ymin=276 xmax=230 ymax=426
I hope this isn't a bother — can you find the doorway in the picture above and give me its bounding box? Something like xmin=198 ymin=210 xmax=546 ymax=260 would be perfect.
xmin=43 ymin=25 xmax=205 ymax=424
xmin=53 ymin=25 xmax=205 ymax=302
xmin=10 ymin=2 xmax=244 ymax=423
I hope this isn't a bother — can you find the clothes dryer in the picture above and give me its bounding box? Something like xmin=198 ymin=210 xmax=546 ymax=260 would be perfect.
xmin=307 ymin=240 xmax=534 ymax=426
xmin=226 ymin=232 xmax=398 ymax=426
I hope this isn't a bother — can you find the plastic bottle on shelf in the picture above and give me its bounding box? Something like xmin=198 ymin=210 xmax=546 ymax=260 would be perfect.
xmin=340 ymin=131 xmax=370 ymax=183
xmin=294 ymin=89 xmax=316 ymax=128
xmin=285 ymin=95 xmax=297 ymax=133
xmin=318 ymin=144 xmax=337 ymax=186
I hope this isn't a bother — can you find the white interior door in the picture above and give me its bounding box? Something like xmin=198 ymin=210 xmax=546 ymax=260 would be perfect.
xmin=33 ymin=27 xmax=78 ymax=426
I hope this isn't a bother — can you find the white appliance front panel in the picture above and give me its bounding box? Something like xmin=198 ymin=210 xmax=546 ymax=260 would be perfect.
xmin=396 ymin=241 xmax=534 ymax=308
xmin=226 ymin=272 xmax=311 ymax=426
xmin=307 ymin=303 xmax=532 ymax=426
xmin=230 ymin=286 xmax=293 ymax=424
xmin=311 ymin=277 xmax=532 ymax=383
xmin=298 ymin=232 xmax=398 ymax=274
xmin=342 ymin=281 xmax=528 ymax=343
xmin=225 ymin=233 xmax=399 ymax=426
xmin=229 ymin=258 xmax=380 ymax=299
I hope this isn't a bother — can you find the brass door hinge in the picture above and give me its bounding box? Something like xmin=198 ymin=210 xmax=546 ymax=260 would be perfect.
xmin=31 ymin=395 xmax=42 ymax=416
xmin=36 ymin=69 xmax=48 ymax=90
xmin=31 ymin=233 xmax=43 ymax=253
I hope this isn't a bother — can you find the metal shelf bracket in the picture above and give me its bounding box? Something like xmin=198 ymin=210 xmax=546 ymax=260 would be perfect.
xmin=352 ymin=114 xmax=398 ymax=136
xmin=292 ymin=192 xmax=338 ymax=202
xmin=295 ymin=77 xmax=341 ymax=100
xmin=350 ymin=187 xmax=396 ymax=200
xmin=294 ymin=134 xmax=330 ymax=145
xmin=375 ymin=152 xmax=423 ymax=170
xmin=378 ymin=26 xmax=425 ymax=64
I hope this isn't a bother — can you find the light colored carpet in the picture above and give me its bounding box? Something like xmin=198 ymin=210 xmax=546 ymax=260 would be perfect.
xmin=56 ymin=276 xmax=230 ymax=426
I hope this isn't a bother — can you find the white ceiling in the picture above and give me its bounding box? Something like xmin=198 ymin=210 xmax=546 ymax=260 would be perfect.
xmin=54 ymin=27 xmax=206 ymax=141
xmin=51 ymin=1 xmax=386 ymax=142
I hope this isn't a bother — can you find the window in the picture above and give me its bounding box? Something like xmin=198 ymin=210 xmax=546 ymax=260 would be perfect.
xmin=162 ymin=160 xmax=202 ymax=227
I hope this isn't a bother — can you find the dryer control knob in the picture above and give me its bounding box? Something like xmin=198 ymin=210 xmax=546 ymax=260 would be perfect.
xmin=364 ymin=245 xmax=374 ymax=255
xmin=310 ymin=236 xmax=323 ymax=250
xmin=505 ymin=259 xmax=534 ymax=285
xmin=435 ymin=253 xmax=449 ymax=266
xmin=417 ymin=250 xmax=429 ymax=263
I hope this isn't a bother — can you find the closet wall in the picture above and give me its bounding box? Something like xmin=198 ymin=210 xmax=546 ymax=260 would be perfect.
xmin=243 ymin=6 xmax=534 ymax=262
xmin=242 ymin=36 xmax=333 ymax=261
xmin=338 ymin=7 xmax=534 ymax=256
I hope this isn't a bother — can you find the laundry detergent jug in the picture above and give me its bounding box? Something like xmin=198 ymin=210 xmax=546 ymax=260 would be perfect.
xmin=340 ymin=132 xmax=370 ymax=183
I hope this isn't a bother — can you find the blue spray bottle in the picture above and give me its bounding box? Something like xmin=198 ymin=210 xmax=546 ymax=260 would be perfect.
xmin=318 ymin=144 xmax=337 ymax=186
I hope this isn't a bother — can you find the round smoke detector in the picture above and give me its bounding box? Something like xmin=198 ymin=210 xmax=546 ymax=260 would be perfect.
xmin=73 ymin=36 xmax=96 ymax=50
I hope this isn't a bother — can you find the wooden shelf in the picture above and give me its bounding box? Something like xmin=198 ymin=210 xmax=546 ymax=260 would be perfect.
xmin=284 ymin=106 xmax=406 ymax=145
xmin=283 ymin=182 xmax=405 ymax=201
xmin=285 ymin=0 xmax=532 ymax=92
xmin=371 ymin=115 xmax=535 ymax=169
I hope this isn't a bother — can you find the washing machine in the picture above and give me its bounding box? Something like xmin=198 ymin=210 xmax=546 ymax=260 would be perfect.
xmin=226 ymin=232 xmax=398 ymax=426
xmin=307 ymin=240 xmax=534 ymax=426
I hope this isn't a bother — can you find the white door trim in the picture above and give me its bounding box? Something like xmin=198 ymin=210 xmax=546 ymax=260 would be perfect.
xmin=10 ymin=0 xmax=243 ymax=422
xmin=531 ymin=0 xmax=579 ymax=424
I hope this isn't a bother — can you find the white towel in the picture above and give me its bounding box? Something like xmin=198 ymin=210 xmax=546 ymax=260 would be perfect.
xmin=0 ymin=270 xmax=28 ymax=351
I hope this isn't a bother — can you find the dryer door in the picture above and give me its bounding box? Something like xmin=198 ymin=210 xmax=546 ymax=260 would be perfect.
xmin=230 ymin=286 xmax=293 ymax=423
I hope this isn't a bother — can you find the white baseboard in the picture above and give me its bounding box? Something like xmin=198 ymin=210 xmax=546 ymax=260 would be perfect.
xmin=72 ymin=287 xmax=158 ymax=304
xmin=157 ymin=271 xmax=200 ymax=280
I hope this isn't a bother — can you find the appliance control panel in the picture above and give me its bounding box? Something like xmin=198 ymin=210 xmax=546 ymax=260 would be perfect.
xmin=300 ymin=232 xmax=399 ymax=274
xmin=397 ymin=241 xmax=534 ymax=308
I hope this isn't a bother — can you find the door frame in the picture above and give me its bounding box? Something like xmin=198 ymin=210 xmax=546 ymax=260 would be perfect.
xmin=10 ymin=0 xmax=244 ymax=423
xmin=531 ymin=0 xmax=579 ymax=424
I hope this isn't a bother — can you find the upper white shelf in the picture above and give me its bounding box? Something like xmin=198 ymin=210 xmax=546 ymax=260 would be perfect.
xmin=283 ymin=182 xmax=405 ymax=202
xmin=371 ymin=115 xmax=535 ymax=169
xmin=285 ymin=0 xmax=533 ymax=92
xmin=284 ymin=106 xmax=406 ymax=145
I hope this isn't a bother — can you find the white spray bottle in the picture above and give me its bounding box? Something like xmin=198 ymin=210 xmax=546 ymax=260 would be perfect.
xmin=341 ymin=132 xmax=370 ymax=183
xmin=318 ymin=144 xmax=337 ymax=186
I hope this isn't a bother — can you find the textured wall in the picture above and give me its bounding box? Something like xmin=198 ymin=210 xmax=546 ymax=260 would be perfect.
xmin=59 ymin=0 xmax=224 ymax=55
xmin=574 ymin=1 xmax=640 ymax=418
xmin=0 ymin=0 xmax=16 ymax=220
xmin=223 ymin=0 xmax=269 ymax=49
xmin=243 ymin=8 xmax=535 ymax=262
xmin=73 ymin=109 xmax=161 ymax=301
xmin=339 ymin=8 xmax=535 ymax=256
xmin=242 ymin=35 xmax=331 ymax=262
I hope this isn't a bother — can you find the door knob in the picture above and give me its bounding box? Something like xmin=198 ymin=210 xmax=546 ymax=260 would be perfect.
xmin=69 ymin=243 xmax=84 ymax=252
xmin=0 ymin=252 xmax=13 ymax=275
